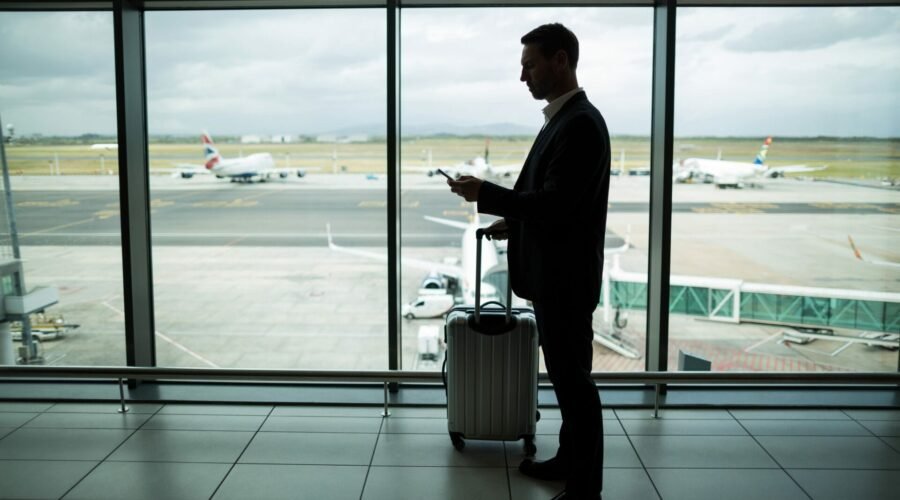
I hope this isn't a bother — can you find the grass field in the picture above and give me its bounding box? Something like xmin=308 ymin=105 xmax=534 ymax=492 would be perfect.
xmin=3 ymin=136 xmax=897 ymax=179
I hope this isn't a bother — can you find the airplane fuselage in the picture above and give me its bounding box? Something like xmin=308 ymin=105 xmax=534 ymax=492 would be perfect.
xmin=211 ymin=152 xmax=275 ymax=178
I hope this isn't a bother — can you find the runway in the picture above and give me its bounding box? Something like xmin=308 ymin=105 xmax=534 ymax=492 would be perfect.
xmin=4 ymin=185 xmax=898 ymax=247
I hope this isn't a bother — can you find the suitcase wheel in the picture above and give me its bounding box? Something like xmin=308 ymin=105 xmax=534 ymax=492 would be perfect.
xmin=450 ymin=432 xmax=465 ymax=451
xmin=523 ymin=435 xmax=537 ymax=456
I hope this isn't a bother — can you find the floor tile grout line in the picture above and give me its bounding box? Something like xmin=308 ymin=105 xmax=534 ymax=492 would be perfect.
xmin=840 ymin=409 xmax=900 ymax=453
xmin=207 ymin=404 xmax=276 ymax=500
xmin=727 ymin=409 xmax=814 ymax=500
xmin=0 ymin=410 xmax=46 ymax=445
xmin=358 ymin=414 xmax=386 ymax=500
xmin=56 ymin=401 xmax=167 ymax=500
xmin=504 ymin=441 xmax=512 ymax=500
xmin=614 ymin=406 xmax=664 ymax=500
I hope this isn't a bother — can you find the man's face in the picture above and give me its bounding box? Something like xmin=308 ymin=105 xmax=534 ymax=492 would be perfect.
xmin=520 ymin=43 xmax=557 ymax=101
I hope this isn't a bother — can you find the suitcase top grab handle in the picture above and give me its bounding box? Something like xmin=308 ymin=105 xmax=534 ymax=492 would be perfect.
xmin=475 ymin=228 xmax=513 ymax=326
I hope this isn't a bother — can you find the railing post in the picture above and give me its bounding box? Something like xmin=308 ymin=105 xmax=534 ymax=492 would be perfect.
xmin=117 ymin=378 xmax=130 ymax=414
xmin=652 ymin=383 xmax=661 ymax=419
xmin=382 ymin=381 xmax=392 ymax=417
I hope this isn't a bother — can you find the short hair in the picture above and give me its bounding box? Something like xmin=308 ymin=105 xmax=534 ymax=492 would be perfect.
xmin=521 ymin=23 xmax=579 ymax=70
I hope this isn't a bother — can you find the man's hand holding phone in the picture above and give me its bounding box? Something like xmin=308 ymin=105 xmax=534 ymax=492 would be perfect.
xmin=435 ymin=168 xmax=453 ymax=181
xmin=447 ymin=175 xmax=484 ymax=202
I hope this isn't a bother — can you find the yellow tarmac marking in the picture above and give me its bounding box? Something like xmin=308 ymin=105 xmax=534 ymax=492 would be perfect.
xmin=151 ymin=199 xmax=175 ymax=208
xmin=358 ymin=200 xmax=421 ymax=208
xmin=190 ymin=190 xmax=268 ymax=208
xmin=810 ymin=202 xmax=879 ymax=210
xmin=692 ymin=203 xmax=779 ymax=214
xmin=16 ymin=199 xmax=79 ymax=208
xmin=21 ymin=216 xmax=100 ymax=236
xmin=191 ymin=199 xmax=259 ymax=208
xmin=442 ymin=210 xmax=470 ymax=217
xmin=93 ymin=210 xmax=120 ymax=220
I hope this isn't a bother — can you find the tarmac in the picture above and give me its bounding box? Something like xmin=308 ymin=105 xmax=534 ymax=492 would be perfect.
xmin=1 ymin=173 xmax=896 ymax=372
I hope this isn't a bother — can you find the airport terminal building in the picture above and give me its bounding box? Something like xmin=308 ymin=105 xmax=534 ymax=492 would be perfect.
xmin=0 ymin=1 xmax=897 ymax=499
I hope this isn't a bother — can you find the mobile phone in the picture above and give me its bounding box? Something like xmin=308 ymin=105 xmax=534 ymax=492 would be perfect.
xmin=435 ymin=168 xmax=453 ymax=180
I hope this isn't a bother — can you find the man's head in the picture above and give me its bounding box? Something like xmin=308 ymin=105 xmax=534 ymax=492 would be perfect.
xmin=520 ymin=23 xmax=579 ymax=101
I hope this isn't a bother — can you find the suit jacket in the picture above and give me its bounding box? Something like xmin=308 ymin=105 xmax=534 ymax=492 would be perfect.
xmin=478 ymin=91 xmax=610 ymax=311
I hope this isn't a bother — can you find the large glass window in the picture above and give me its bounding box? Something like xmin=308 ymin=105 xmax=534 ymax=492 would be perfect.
xmin=0 ymin=12 xmax=123 ymax=365
xmin=146 ymin=10 xmax=387 ymax=369
xmin=670 ymin=7 xmax=900 ymax=372
xmin=399 ymin=8 xmax=654 ymax=372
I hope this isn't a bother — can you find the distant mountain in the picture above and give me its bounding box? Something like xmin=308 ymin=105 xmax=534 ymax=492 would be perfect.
xmin=403 ymin=122 xmax=539 ymax=137
xmin=309 ymin=122 xmax=539 ymax=138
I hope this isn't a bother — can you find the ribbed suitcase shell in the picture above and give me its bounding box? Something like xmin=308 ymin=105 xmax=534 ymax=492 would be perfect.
xmin=445 ymin=306 xmax=538 ymax=443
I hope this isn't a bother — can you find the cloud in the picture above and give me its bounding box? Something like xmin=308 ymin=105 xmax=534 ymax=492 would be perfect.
xmin=725 ymin=8 xmax=900 ymax=52
xmin=0 ymin=7 xmax=897 ymax=137
xmin=678 ymin=24 xmax=734 ymax=43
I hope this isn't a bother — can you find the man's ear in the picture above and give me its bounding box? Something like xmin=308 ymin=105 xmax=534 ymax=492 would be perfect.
xmin=553 ymin=49 xmax=569 ymax=70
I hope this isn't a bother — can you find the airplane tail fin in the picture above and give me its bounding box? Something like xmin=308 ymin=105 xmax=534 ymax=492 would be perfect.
xmin=202 ymin=131 xmax=222 ymax=170
xmin=753 ymin=136 xmax=773 ymax=165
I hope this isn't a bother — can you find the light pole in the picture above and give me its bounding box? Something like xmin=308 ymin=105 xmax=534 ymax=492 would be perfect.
xmin=0 ymin=114 xmax=38 ymax=363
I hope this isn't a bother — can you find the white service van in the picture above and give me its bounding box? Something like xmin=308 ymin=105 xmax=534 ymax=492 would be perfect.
xmin=402 ymin=293 xmax=455 ymax=319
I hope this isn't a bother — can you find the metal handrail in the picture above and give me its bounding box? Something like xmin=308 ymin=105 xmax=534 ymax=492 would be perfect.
xmin=2 ymin=367 xmax=897 ymax=418
xmin=0 ymin=366 xmax=897 ymax=384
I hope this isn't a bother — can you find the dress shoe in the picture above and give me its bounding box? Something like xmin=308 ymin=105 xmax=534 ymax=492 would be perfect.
xmin=518 ymin=456 xmax=567 ymax=481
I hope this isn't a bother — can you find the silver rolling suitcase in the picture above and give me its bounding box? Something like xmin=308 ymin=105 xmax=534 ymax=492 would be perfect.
xmin=443 ymin=228 xmax=539 ymax=455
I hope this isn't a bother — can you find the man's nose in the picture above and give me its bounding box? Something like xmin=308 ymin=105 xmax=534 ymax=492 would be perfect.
xmin=520 ymin=70 xmax=527 ymax=82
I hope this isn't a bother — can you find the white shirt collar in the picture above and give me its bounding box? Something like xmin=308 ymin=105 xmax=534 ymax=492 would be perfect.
xmin=542 ymin=87 xmax=584 ymax=124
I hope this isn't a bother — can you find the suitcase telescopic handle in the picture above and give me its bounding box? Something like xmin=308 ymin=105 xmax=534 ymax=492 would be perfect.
xmin=475 ymin=228 xmax=513 ymax=326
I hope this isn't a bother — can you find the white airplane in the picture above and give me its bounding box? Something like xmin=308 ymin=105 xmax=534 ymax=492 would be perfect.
xmin=326 ymin=207 xmax=638 ymax=357
xmin=405 ymin=139 xmax=522 ymax=179
xmin=177 ymin=132 xmax=315 ymax=182
xmin=674 ymin=136 xmax=826 ymax=188
xmin=329 ymin=207 xmax=630 ymax=306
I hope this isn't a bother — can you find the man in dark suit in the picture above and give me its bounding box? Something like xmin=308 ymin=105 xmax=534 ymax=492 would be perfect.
xmin=447 ymin=23 xmax=609 ymax=500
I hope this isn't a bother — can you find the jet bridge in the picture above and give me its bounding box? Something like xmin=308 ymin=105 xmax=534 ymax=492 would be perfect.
xmin=605 ymin=260 xmax=900 ymax=335
xmin=0 ymin=259 xmax=59 ymax=364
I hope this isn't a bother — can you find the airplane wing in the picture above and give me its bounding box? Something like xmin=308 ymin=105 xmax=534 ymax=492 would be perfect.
xmin=766 ymin=165 xmax=827 ymax=177
xmin=325 ymin=224 xmax=463 ymax=279
xmin=423 ymin=215 xmax=470 ymax=230
xmin=174 ymin=163 xmax=211 ymax=176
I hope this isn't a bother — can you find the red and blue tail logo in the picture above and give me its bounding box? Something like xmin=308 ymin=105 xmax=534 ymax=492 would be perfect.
xmin=202 ymin=132 xmax=221 ymax=170
xmin=753 ymin=136 xmax=773 ymax=165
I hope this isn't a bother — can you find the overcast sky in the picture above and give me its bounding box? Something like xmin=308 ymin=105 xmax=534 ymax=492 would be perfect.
xmin=0 ymin=6 xmax=897 ymax=137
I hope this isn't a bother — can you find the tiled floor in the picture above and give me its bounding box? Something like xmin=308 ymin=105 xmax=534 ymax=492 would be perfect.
xmin=0 ymin=403 xmax=897 ymax=500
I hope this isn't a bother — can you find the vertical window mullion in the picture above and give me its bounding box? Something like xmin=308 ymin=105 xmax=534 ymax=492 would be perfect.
xmin=646 ymin=0 xmax=675 ymax=374
xmin=387 ymin=0 xmax=402 ymax=374
xmin=113 ymin=0 xmax=155 ymax=367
